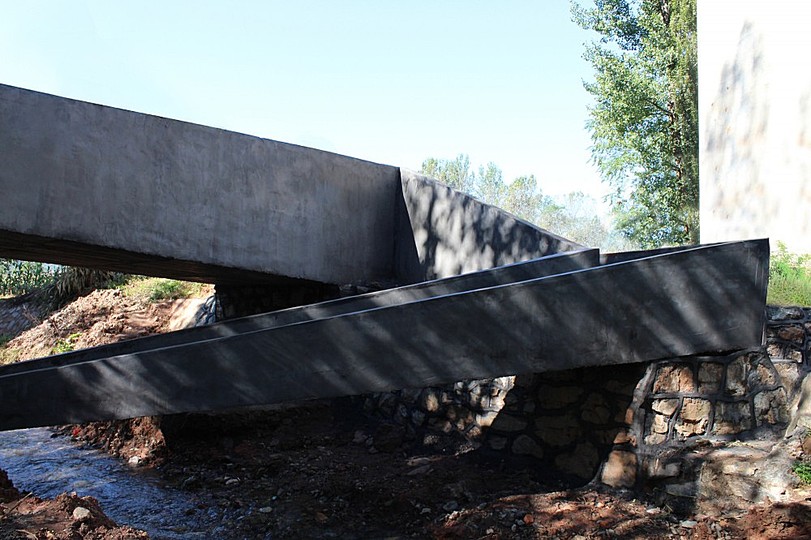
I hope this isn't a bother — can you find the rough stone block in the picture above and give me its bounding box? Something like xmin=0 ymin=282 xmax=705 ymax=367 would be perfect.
xmin=767 ymin=306 xmax=804 ymax=321
xmin=653 ymin=364 xmax=695 ymax=393
xmin=603 ymin=379 xmax=639 ymax=395
xmin=555 ymin=442 xmax=599 ymax=480
xmin=774 ymin=362 xmax=801 ymax=390
xmin=490 ymin=414 xmax=528 ymax=433
xmin=534 ymin=414 xmax=582 ymax=447
xmin=601 ymin=450 xmax=637 ymax=488
xmin=754 ymin=389 xmax=789 ymax=425
xmin=674 ymin=398 xmax=712 ymax=438
xmin=777 ymin=325 xmax=805 ymax=343
xmin=485 ymin=394 xmax=506 ymax=412
xmin=475 ymin=411 xmax=499 ymax=428
xmin=612 ymin=429 xmax=635 ymax=445
xmin=697 ymin=362 xmax=724 ymax=392
xmin=651 ymin=413 xmax=670 ymax=434
xmin=536 ymin=385 xmax=583 ymax=409
xmin=581 ymin=393 xmax=611 ymax=424
xmin=712 ymin=401 xmax=752 ymax=435
xmin=726 ymin=357 xmax=750 ymax=396
xmin=411 ymin=410 xmax=426 ymax=427
xmin=644 ymin=457 xmax=681 ymax=479
xmin=644 ymin=432 xmax=667 ymax=445
xmin=428 ymin=418 xmax=453 ymax=433
xmin=511 ymin=434 xmax=544 ymax=459
xmin=754 ymin=362 xmax=778 ymax=387
xmin=419 ymin=389 xmax=440 ymax=412
xmin=652 ymin=398 xmax=680 ymax=416
xmin=487 ymin=436 xmax=508 ymax=451
xmin=767 ymin=343 xmax=803 ymax=362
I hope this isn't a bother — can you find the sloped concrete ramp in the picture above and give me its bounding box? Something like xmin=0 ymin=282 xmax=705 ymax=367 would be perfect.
xmin=0 ymin=240 xmax=768 ymax=430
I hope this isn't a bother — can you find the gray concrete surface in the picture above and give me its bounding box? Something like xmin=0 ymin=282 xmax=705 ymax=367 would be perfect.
xmin=395 ymin=170 xmax=583 ymax=282
xmin=0 ymin=249 xmax=599 ymax=376
xmin=0 ymin=84 xmax=399 ymax=285
xmin=0 ymin=240 xmax=769 ymax=430
xmin=0 ymin=85 xmax=576 ymax=287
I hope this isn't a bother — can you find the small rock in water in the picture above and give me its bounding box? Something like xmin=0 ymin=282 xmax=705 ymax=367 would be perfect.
xmin=258 ymin=506 xmax=273 ymax=514
xmin=127 ymin=456 xmax=141 ymax=466
xmin=442 ymin=501 xmax=459 ymax=512
xmin=72 ymin=506 xmax=92 ymax=521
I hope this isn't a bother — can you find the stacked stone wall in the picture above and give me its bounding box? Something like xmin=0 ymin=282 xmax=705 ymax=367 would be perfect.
xmin=214 ymin=283 xmax=339 ymax=320
xmin=361 ymin=306 xmax=807 ymax=493
xmin=0 ymin=297 xmax=41 ymax=339
xmin=765 ymin=306 xmax=811 ymax=396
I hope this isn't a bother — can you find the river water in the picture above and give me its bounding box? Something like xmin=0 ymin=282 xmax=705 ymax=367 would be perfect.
xmin=0 ymin=427 xmax=240 ymax=539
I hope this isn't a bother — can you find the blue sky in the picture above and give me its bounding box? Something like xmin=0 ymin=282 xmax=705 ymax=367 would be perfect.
xmin=0 ymin=1 xmax=607 ymax=202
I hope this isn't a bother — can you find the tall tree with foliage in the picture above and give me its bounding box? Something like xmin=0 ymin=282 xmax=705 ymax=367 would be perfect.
xmin=420 ymin=155 xmax=551 ymax=223
xmin=419 ymin=155 xmax=635 ymax=249
xmin=573 ymin=0 xmax=698 ymax=247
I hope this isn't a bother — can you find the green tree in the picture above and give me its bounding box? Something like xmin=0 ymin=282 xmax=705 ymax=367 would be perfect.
xmin=420 ymin=154 xmax=475 ymax=193
xmin=420 ymin=156 xmax=548 ymax=223
xmin=0 ymin=259 xmax=54 ymax=296
xmin=572 ymin=0 xmax=698 ymax=247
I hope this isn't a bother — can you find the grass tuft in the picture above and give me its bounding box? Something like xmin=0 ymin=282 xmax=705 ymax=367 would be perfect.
xmin=793 ymin=461 xmax=811 ymax=484
xmin=768 ymin=243 xmax=811 ymax=306
xmin=51 ymin=332 xmax=81 ymax=355
xmin=120 ymin=277 xmax=210 ymax=302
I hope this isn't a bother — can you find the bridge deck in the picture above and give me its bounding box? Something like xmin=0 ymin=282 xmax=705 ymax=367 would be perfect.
xmin=0 ymin=240 xmax=767 ymax=431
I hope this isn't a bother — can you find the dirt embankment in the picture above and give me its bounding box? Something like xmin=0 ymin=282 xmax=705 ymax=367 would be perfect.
xmin=0 ymin=289 xmax=810 ymax=539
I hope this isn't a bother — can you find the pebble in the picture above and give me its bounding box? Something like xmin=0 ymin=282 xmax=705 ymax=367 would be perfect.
xmin=680 ymin=520 xmax=698 ymax=528
xmin=225 ymin=478 xmax=240 ymax=486
xmin=407 ymin=464 xmax=432 ymax=476
xmin=442 ymin=501 xmax=459 ymax=512
xmin=72 ymin=506 xmax=91 ymax=521
xmin=258 ymin=507 xmax=273 ymax=514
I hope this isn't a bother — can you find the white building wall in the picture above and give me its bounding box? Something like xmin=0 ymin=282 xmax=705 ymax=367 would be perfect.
xmin=699 ymin=0 xmax=811 ymax=252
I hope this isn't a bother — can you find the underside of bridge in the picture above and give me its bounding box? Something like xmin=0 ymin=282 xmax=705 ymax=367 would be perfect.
xmin=0 ymin=85 xmax=770 ymax=430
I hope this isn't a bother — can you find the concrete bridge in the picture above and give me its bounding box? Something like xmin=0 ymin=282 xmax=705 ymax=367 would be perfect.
xmin=0 ymin=85 xmax=770 ymax=430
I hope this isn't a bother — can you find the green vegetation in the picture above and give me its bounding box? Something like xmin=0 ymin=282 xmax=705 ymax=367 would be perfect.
xmin=0 ymin=334 xmax=17 ymax=365
xmin=0 ymin=345 xmax=20 ymax=365
xmin=792 ymin=461 xmax=811 ymax=484
xmin=1 ymin=258 xmax=208 ymax=306
xmin=51 ymin=332 xmax=82 ymax=355
xmin=420 ymin=154 xmax=636 ymax=251
xmin=768 ymin=243 xmax=811 ymax=306
xmin=45 ymin=267 xmax=126 ymax=308
xmin=0 ymin=259 xmax=55 ymax=296
xmin=120 ymin=276 xmax=209 ymax=302
xmin=572 ymin=0 xmax=698 ymax=248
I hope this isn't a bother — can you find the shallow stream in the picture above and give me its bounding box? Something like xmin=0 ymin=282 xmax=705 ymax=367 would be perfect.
xmin=0 ymin=428 xmax=237 ymax=539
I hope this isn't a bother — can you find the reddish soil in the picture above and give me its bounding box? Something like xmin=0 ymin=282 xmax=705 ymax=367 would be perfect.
xmin=1 ymin=289 xmax=810 ymax=539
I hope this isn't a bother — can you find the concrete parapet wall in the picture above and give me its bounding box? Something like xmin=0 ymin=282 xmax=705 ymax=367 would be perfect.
xmin=395 ymin=170 xmax=582 ymax=282
xmin=0 ymin=84 xmax=400 ymax=285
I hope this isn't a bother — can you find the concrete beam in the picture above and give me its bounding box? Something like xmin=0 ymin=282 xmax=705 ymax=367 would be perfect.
xmin=0 ymin=85 xmax=579 ymax=286
xmin=395 ymin=170 xmax=583 ymax=282
xmin=0 ymin=240 xmax=768 ymax=430
xmin=0 ymin=84 xmax=399 ymax=285
xmin=0 ymin=249 xmax=599 ymax=377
